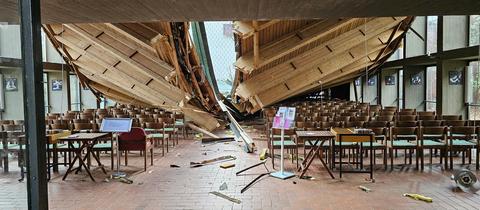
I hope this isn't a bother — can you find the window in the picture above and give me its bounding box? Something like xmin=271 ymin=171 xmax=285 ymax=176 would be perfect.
xmin=43 ymin=73 xmax=49 ymax=113
xmin=470 ymin=15 xmax=480 ymax=46
xmin=398 ymin=70 xmax=404 ymax=109
xmin=425 ymin=66 xmax=437 ymax=111
xmin=69 ymin=74 xmax=81 ymax=111
xmin=467 ymin=61 xmax=480 ymax=119
xmin=426 ymin=16 xmax=438 ymax=54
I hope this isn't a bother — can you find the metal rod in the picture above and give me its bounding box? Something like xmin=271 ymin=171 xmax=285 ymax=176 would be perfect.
xmin=19 ymin=0 xmax=48 ymax=208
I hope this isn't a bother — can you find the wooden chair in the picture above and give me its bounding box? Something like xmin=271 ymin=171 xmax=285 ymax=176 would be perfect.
xmin=173 ymin=113 xmax=187 ymax=138
xmin=448 ymin=126 xmax=479 ymax=170
xmin=441 ymin=115 xmax=462 ymax=121
xmin=118 ymin=128 xmax=154 ymax=171
xmin=73 ymin=123 xmax=95 ymax=132
xmin=421 ymin=120 xmax=443 ymax=127
xmin=365 ymin=121 xmax=389 ymax=170
xmin=419 ymin=126 xmax=448 ymax=170
xmin=158 ymin=118 xmax=178 ymax=146
xmin=270 ymin=128 xmax=298 ymax=169
xmin=144 ymin=122 xmax=168 ymax=155
xmin=389 ymin=127 xmax=419 ymax=170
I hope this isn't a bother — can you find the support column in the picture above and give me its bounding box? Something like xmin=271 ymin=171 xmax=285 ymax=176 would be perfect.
xmin=19 ymin=0 xmax=48 ymax=209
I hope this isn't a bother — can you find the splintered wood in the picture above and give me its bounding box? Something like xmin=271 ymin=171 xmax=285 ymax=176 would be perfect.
xmin=231 ymin=17 xmax=414 ymax=113
xmin=43 ymin=22 xmax=221 ymax=131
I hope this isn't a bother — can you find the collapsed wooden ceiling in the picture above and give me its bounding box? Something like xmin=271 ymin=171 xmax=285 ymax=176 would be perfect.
xmin=42 ymin=22 xmax=221 ymax=130
xmin=231 ymin=17 xmax=413 ymax=113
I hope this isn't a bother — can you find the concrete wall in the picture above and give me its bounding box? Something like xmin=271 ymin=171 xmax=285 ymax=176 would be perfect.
xmin=380 ymin=69 xmax=398 ymax=106
xmin=405 ymin=16 xmax=426 ymax=58
xmin=440 ymin=60 xmax=467 ymax=117
xmin=443 ymin=16 xmax=468 ymax=51
xmin=0 ymin=25 xmax=63 ymax=63
xmin=404 ymin=66 xmax=425 ymax=111
xmin=0 ymin=67 xmax=24 ymax=120
xmin=48 ymin=71 xmax=69 ymax=113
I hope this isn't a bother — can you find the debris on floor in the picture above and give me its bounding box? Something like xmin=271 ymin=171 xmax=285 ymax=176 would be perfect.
xmin=451 ymin=169 xmax=480 ymax=193
xmin=190 ymin=155 xmax=236 ymax=167
xmin=103 ymin=178 xmax=110 ymax=183
xmin=220 ymin=162 xmax=235 ymax=169
xmin=358 ymin=185 xmax=371 ymax=192
xmin=201 ymin=152 xmax=207 ymax=155
xmin=219 ymin=182 xmax=228 ymax=191
xmin=201 ymin=137 xmax=235 ymax=144
xmin=170 ymin=164 xmax=180 ymax=168
xmin=259 ymin=148 xmax=268 ymax=160
xmin=293 ymin=181 xmax=297 ymax=184
xmin=403 ymin=193 xmax=432 ymax=203
xmin=209 ymin=191 xmax=241 ymax=204
xmin=299 ymin=176 xmax=315 ymax=180
xmin=113 ymin=176 xmax=133 ymax=184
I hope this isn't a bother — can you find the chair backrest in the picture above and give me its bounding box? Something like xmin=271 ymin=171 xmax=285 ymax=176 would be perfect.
xmin=395 ymin=121 xmax=417 ymax=127
xmin=74 ymin=123 xmax=94 ymax=131
xmin=418 ymin=115 xmax=436 ymax=121
xmin=14 ymin=120 xmax=24 ymax=125
xmin=73 ymin=119 xmax=90 ymax=124
xmin=375 ymin=115 xmax=394 ymax=122
xmin=378 ymin=111 xmax=395 ymax=116
xmin=271 ymin=128 xmax=295 ymax=136
xmin=421 ymin=120 xmax=443 ymax=127
xmin=383 ymin=106 xmax=398 ymax=112
xmin=145 ymin=122 xmax=165 ymax=129
xmin=352 ymin=116 xmax=370 ymax=122
xmin=449 ymin=126 xmax=475 ymax=137
xmin=421 ymin=126 xmax=446 ymax=136
xmin=344 ymin=121 xmax=365 ymax=128
xmin=3 ymin=124 xmax=24 ymax=132
xmin=51 ymin=123 xmax=69 ymax=130
xmin=119 ymin=127 xmax=146 ymax=141
xmin=391 ymin=127 xmax=417 ymax=136
xmin=397 ymin=115 xmax=417 ymax=121
xmin=397 ymin=111 xmax=415 ymax=116
xmin=158 ymin=118 xmax=175 ymax=126
xmin=367 ymin=121 xmax=389 ymax=128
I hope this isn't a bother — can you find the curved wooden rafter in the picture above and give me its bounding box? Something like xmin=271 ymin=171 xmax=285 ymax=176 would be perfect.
xmin=43 ymin=22 xmax=221 ymax=131
xmin=232 ymin=17 xmax=414 ymax=113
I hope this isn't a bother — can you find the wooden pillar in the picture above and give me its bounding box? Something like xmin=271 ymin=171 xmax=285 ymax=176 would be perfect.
xmin=252 ymin=21 xmax=260 ymax=68
xmin=66 ymin=73 xmax=71 ymax=111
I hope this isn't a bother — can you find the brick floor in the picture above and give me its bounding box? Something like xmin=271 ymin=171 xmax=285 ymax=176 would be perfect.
xmin=1 ymin=126 xmax=480 ymax=210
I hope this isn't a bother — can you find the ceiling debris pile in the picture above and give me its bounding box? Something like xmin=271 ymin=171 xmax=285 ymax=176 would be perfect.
xmin=42 ymin=22 xmax=221 ymax=130
xmin=231 ymin=17 xmax=414 ymax=113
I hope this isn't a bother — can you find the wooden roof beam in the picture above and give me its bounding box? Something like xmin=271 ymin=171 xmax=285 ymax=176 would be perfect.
xmin=233 ymin=20 xmax=280 ymax=39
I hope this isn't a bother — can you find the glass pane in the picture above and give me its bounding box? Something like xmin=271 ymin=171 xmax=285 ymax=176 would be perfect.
xmin=470 ymin=15 xmax=480 ymax=46
xmin=204 ymin=21 xmax=236 ymax=97
xmin=425 ymin=66 xmax=437 ymax=111
xmin=399 ymin=70 xmax=404 ymax=109
xmin=426 ymin=16 xmax=438 ymax=54
xmin=0 ymin=5 xmax=28 ymax=209
xmin=69 ymin=74 xmax=81 ymax=111
xmin=468 ymin=61 xmax=480 ymax=119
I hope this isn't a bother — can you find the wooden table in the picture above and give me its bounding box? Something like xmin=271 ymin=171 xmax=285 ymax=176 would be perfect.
xmin=331 ymin=128 xmax=374 ymax=179
xmin=59 ymin=133 xmax=110 ymax=181
xmin=296 ymin=130 xmax=335 ymax=179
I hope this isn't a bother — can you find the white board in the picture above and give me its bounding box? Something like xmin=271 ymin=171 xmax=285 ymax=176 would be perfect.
xmin=100 ymin=118 xmax=132 ymax=133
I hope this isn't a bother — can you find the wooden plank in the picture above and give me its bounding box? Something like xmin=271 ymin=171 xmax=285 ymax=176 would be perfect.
xmin=234 ymin=17 xmax=405 ymax=101
xmin=235 ymin=18 xmax=353 ymax=74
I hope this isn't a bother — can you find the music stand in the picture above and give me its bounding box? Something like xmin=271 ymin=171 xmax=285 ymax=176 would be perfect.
xmin=100 ymin=118 xmax=132 ymax=178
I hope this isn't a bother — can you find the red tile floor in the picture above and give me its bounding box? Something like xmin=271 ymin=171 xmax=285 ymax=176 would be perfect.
xmin=1 ymin=125 xmax=480 ymax=210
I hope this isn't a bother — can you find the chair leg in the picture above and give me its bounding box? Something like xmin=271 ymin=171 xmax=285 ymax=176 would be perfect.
xmin=384 ymin=148 xmax=387 ymax=170
xmin=125 ymin=151 xmax=128 ymax=166
xmin=144 ymin=150 xmax=147 ymax=172
xmin=162 ymin=139 xmax=165 ymax=156
xmin=476 ymin=146 xmax=479 ymax=170
xmin=390 ymin=148 xmax=394 ymax=170
xmin=111 ymin=149 xmax=114 ymax=170
xmin=151 ymin=148 xmax=154 ymax=166
xmin=272 ymin=148 xmax=275 ymax=169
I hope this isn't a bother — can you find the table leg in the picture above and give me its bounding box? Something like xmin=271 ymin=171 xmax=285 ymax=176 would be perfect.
xmin=2 ymin=135 xmax=8 ymax=173
xmin=88 ymin=141 xmax=106 ymax=174
xmin=62 ymin=142 xmax=81 ymax=180
xmin=53 ymin=143 xmax=58 ymax=172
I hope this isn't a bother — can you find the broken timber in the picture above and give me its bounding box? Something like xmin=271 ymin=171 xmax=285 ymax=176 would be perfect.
xmin=231 ymin=17 xmax=414 ymax=113
xmin=43 ymin=22 xmax=222 ymax=131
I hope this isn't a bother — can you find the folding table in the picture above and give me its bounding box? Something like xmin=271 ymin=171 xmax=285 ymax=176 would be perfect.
xmin=60 ymin=133 xmax=110 ymax=181
xmin=297 ymin=130 xmax=335 ymax=179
